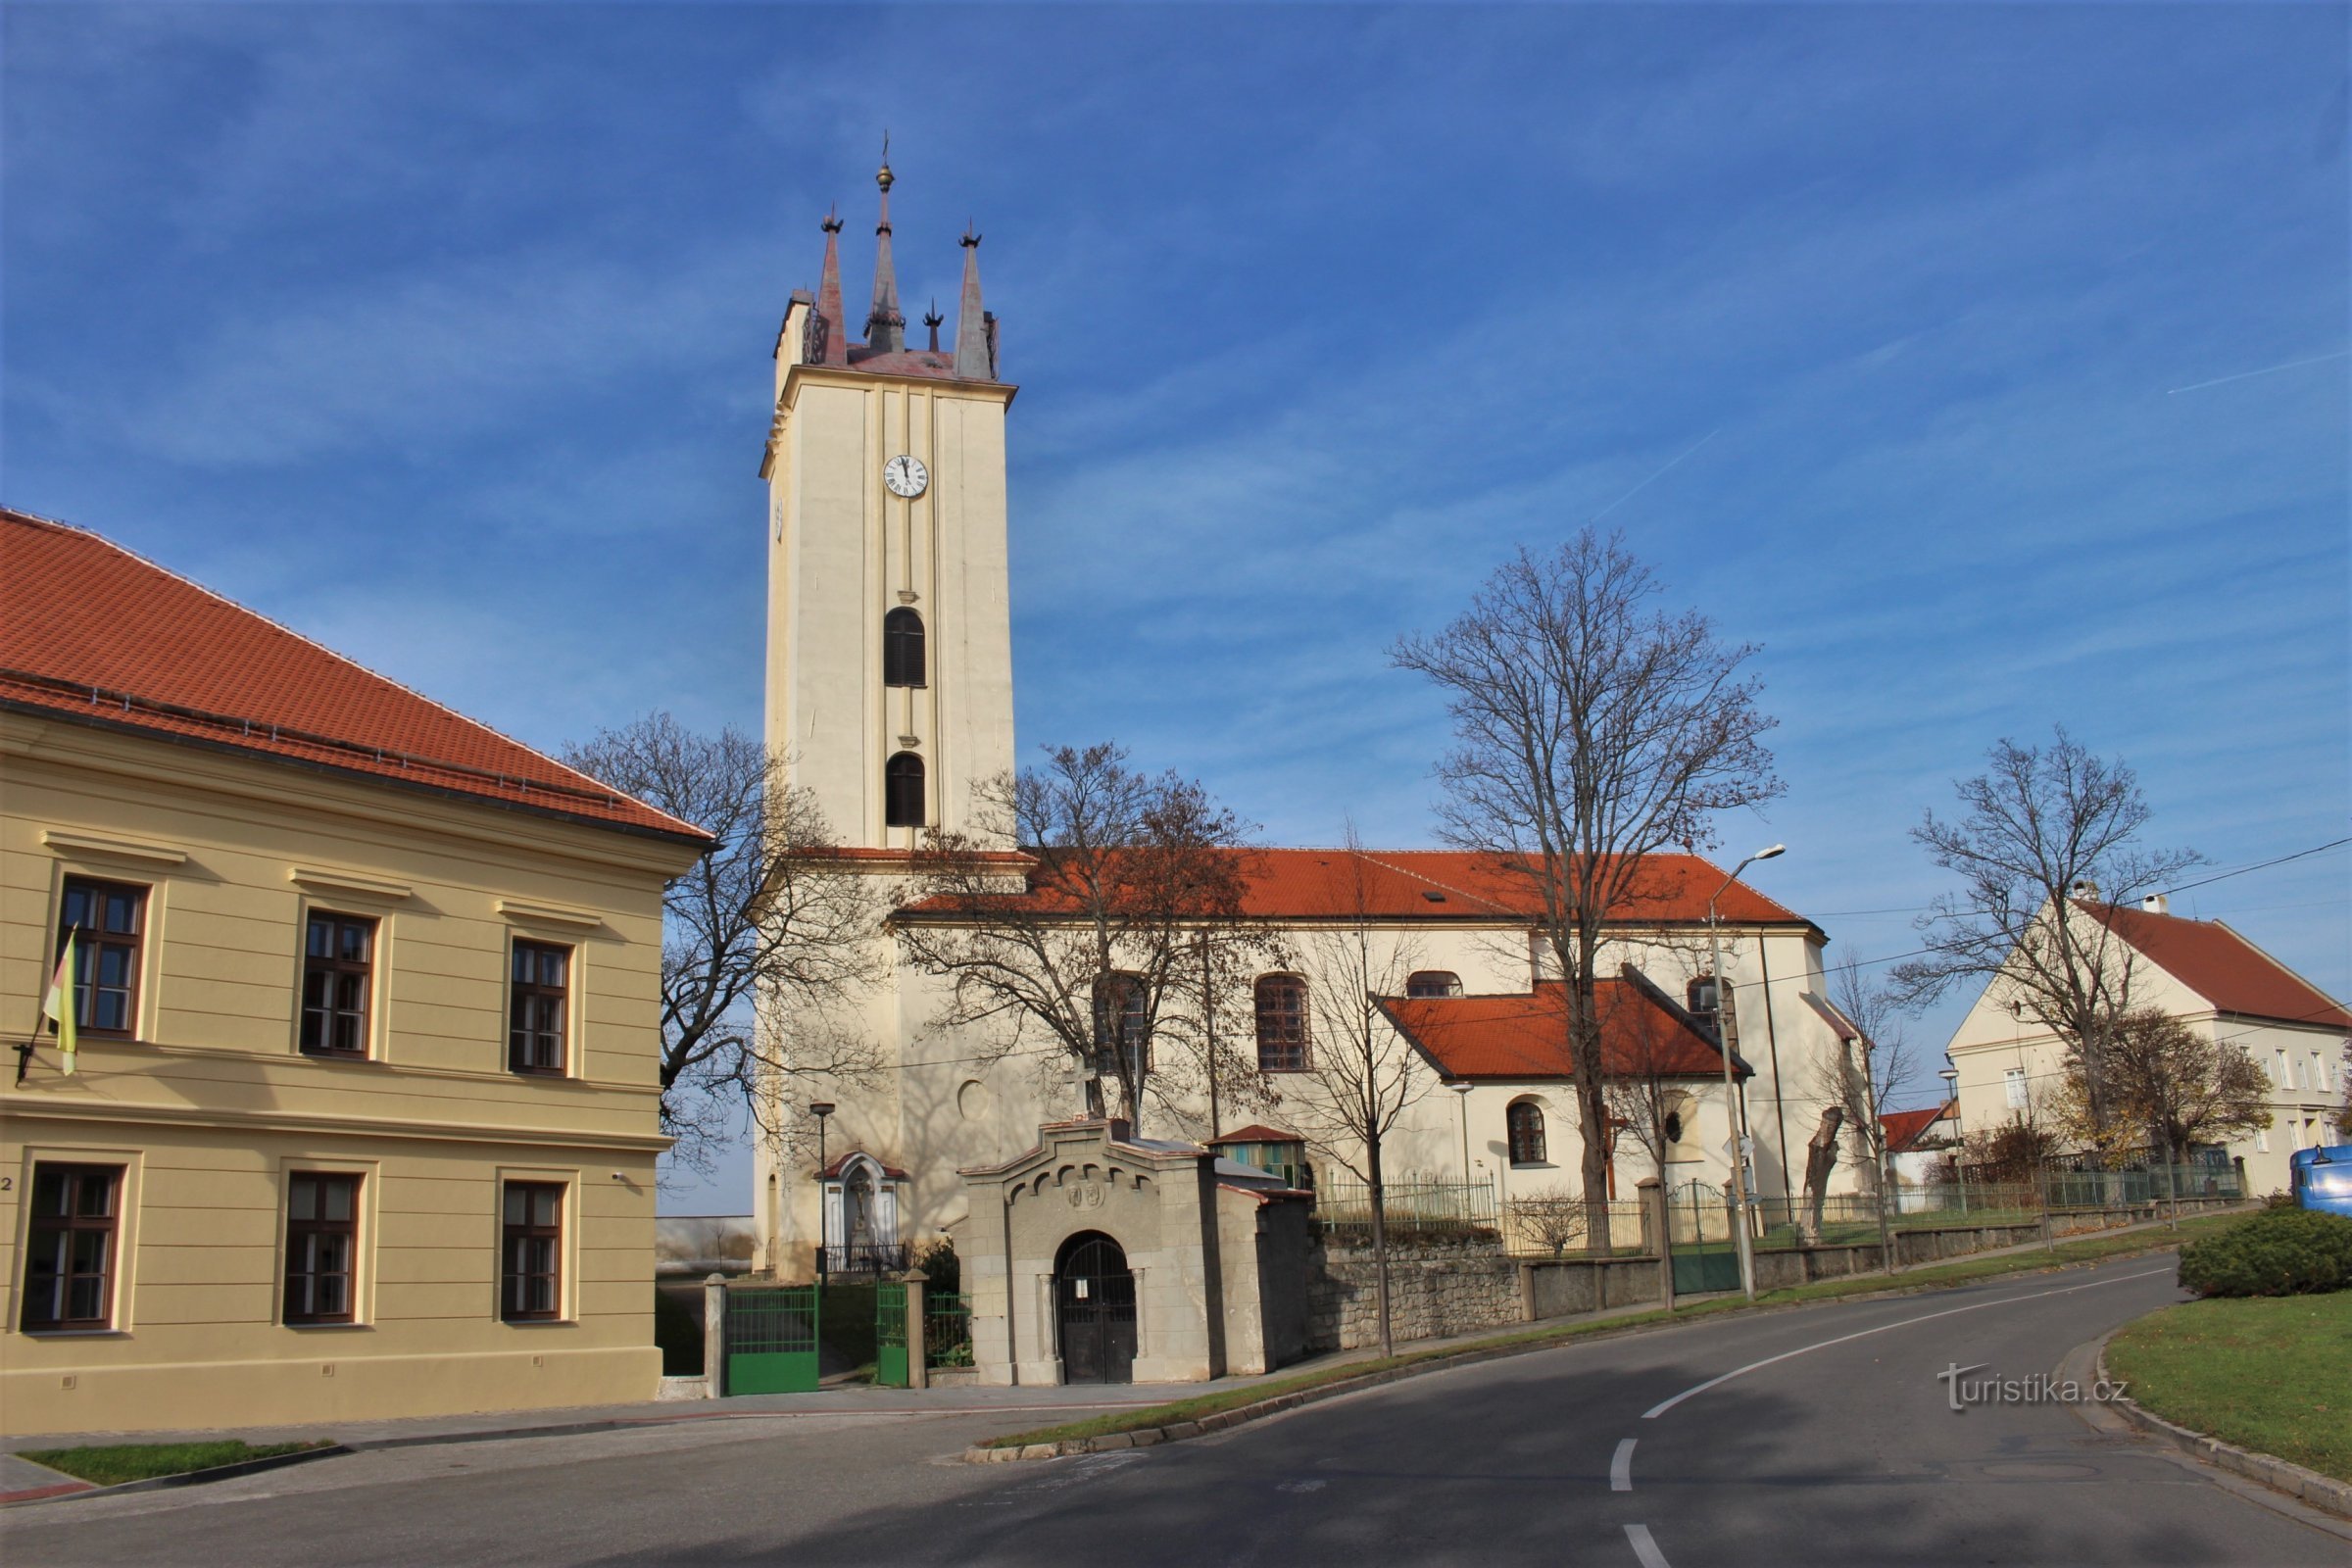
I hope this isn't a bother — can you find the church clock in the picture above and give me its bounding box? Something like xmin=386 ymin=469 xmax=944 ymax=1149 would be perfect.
xmin=882 ymin=454 xmax=928 ymax=499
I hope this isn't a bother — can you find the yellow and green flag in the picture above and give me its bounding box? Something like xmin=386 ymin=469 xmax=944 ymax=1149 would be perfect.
xmin=41 ymin=932 xmax=78 ymax=1076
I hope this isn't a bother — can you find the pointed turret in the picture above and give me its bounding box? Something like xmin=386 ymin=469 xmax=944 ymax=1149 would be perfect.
xmin=954 ymin=226 xmax=993 ymax=381
xmin=864 ymin=150 xmax=906 ymax=354
xmin=923 ymin=300 xmax=944 ymax=353
xmin=812 ymin=210 xmax=849 ymax=367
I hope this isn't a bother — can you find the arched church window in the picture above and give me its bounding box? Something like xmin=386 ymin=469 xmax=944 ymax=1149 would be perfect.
xmin=1254 ymin=974 xmax=1310 ymax=1072
xmin=1093 ymin=971 xmax=1151 ymax=1080
xmin=1687 ymin=975 xmax=1721 ymax=1033
xmin=1507 ymin=1100 xmax=1547 ymax=1166
xmin=885 ymin=752 xmax=926 ymax=827
xmin=1405 ymin=970 xmax=1462 ymax=999
xmin=884 ymin=608 xmax=926 ymax=688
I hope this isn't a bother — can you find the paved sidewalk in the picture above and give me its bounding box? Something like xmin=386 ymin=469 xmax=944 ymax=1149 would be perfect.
xmin=0 ymin=1451 xmax=90 ymax=1504
xmin=4 ymin=1207 xmax=2226 ymax=1465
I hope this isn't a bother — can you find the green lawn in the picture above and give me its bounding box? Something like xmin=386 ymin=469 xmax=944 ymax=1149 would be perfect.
xmin=982 ymin=1211 xmax=2252 ymax=1450
xmin=2105 ymin=1291 xmax=2352 ymax=1483
xmin=19 ymin=1439 xmax=331 ymax=1487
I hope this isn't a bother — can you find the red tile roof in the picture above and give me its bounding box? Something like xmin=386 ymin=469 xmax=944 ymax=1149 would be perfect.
xmin=2082 ymin=902 xmax=2352 ymax=1031
xmin=1208 ymin=1124 xmax=1301 ymax=1146
xmin=1881 ymin=1102 xmax=1953 ymax=1154
xmin=0 ymin=510 xmax=709 ymax=844
xmin=901 ymin=847 xmax=1809 ymax=927
xmin=1378 ymin=977 xmax=1742 ymax=1082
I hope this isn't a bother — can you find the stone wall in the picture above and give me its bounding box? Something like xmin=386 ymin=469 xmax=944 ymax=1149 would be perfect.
xmin=1306 ymin=1233 xmax=1525 ymax=1352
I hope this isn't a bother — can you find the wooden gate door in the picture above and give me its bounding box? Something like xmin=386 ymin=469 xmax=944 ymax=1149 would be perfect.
xmin=725 ymin=1285 xmax=818 ymax=1395
xmin=874 ymin=1281 xmax=909 ymax=1388
xmin=1054 ymin=1232 xmax=1136 ymax=1385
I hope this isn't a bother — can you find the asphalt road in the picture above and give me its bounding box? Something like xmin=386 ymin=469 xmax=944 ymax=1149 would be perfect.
xmin=8 ymin=1252 xmax=2344 ymax=1568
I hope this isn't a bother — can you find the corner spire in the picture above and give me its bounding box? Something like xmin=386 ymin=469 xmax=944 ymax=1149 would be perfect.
xmin=923 ymin=299 xmax=944 ymax=353
xmin=954 ymin=225 xmax=994 ymax=381
xmin=864 ymin=142 xmax=906 ymax=354
xmin=810 ymin=208 xmax=848 ymax=366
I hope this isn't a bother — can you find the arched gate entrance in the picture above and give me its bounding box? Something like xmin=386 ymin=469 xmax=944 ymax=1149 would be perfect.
xmin=1054 ymin=1231 xmax=1136 ymax=1385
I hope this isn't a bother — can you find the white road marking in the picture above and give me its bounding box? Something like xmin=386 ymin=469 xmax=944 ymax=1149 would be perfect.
xmin=1642 ymin=1264 xmax=2173 ymax=1420
xmin=1611 ymin=1438 xmax=1637 ymax=1493
xmin=1624 ymin=1523 xmax=1672 ymax=1568
xmin=1277 ymin=1478 xmax=1326 ymax=1493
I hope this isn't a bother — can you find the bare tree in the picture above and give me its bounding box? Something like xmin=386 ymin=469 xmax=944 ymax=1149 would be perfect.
xmin=562 ymin=713 xmax=886 ymax=1175
xmin=895 ymin=743 xmax=1259 ymax=1133
xmin=1508 ymin=1188 xmax=1590 ymax=1258
xmin=1394 ymin=529 xmax=1783 ymax=1247
xmin=1601 ymin=969 xmax=1706 ymax=1196
xmin=1280 ymin=828 xmax=1438 ymax=1357
xmin=1890 ymin=728 xmax=2199 ymax=1160
xmin=2054 ymin=1008 xmax=2271 ymax=1170
xmin=1809 ymin=953 xmax=1919 ymax=1197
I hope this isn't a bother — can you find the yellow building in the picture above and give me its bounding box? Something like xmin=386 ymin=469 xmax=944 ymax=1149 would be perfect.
xmin=0 ymin=509 xmax=709 ymax=1436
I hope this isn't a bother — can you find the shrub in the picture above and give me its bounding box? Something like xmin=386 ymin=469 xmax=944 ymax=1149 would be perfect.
xmin=2178 ymin=1207 xmax=2352 ymax=1297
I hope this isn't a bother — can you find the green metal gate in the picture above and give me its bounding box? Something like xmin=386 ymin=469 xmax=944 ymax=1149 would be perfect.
xmin=725 ymin=1286 xmax=818 ymax=1395
xmin=1670 ymin=1183 xmax=1741 ymax=1296
xmin=874 ymin=1282 xmax=909 ymax=1388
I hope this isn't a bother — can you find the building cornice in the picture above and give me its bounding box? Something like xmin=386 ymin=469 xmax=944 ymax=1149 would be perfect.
xmin=0 ymin=1094 xmax=671 ymax=1153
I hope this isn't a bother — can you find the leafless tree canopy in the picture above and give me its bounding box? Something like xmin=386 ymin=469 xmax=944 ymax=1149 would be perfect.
xmin=897 ymin=742 xmax=1270 ymax=1134
xmin=1507 ymin=1188 xmax=1590 ymax=1258
xmin=562 ymin=713 xmax=886 ymax=1174
xmin=2054 ymin=1008 xmax=2271 ymax=1166
xmin=1394 ymin=529 xmax=1783 ymax=1242
xmin=1889 ymin=727 xmax=2199 ymax=1150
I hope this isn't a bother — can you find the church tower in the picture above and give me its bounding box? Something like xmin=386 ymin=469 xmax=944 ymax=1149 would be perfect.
xmin=760 ymin=152 xmax=1015 ymax=849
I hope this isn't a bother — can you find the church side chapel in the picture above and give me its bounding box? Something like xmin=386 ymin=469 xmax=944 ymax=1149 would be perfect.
xmin=750 ymin=156 xmax=1870 ymax=1385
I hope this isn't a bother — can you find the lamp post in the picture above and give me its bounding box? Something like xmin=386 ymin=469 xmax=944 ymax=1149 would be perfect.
xmin=808 ymin=1102 xmax=835 ymax=1278
xmin=1937 ymin=1067 xmax=1966 ymax=1215
xmin=1448 ymin=1081 xmax=1475 ymax=1222
xmin=1709 ymin=843 xmax=1784 ymax=1302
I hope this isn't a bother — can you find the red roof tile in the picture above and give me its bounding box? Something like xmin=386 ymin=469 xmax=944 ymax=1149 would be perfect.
xmin=2082 ymin=902 xmax=2352 ymax=1031
xmin=1208 ymin=1124 xmax=1301 ymax=1146
xmin=1378 ymin=978 xmax=1741 ymax=1082
xmin=0 ymin=510 xmax=709 ymax=844
xmin=1881 ymin=1102 xmax=1953 ymax=1154
xmin=901 ymin=847 xmax=1809 ymax=926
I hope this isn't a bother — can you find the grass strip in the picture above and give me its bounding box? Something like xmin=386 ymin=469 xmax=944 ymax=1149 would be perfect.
xmin=19 ymin=1439 xmax=330 ymax=1487
xmin=983 ymin=1212 xmax=2247 ymax=1449
xmin=2104 ymin=1290 xmax=2352 ymax=1483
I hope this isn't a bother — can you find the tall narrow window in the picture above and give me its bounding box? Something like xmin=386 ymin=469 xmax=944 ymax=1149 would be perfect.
xmin=502 ymin=1183 xmax=564 ymax=1321
xmin=301 ymin=913 xmax=375 ymax=1057
xmin=2003 ymin=1068 xmax=2029 ymax=1109
xmin=1405 ymin=970 xmax=1462 ymax=999
xmin=284 ymin=1173 xmax=360 ymax=1324
xmin=57 ymin=878 xmax=146 ymax=1035
xmin=883 ymin=607 xmax=926 ymax=688
xmin=1093 ymin=972 xmax=1151 ymax=1080
xmin=20 ymin=1164 xmax=122 ymax=1331
xmin=510 ymin=942 xmax=570 ymax=1074
xmin=1686 ymin=975 xmax=1720 ymax=1028
xmin=1507 ymin=1100 xmax=1547 ymax=1165
xmin=885 ymin=752 xmax=926 ymax=827
xmin=1254 ymin=974 xmax=1310 ymax=1072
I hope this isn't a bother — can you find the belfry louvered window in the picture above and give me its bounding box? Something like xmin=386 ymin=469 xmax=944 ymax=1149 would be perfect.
xmin=884 ymin=608 xmax=926 ymax=688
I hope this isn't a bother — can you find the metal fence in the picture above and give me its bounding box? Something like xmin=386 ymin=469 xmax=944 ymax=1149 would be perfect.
xmin=925 ymin=1292 xmax=973 ymax=1371
xmin=2041 ymin=1164 xmax=2242 ymax=1209
xmin=1500 ymin=1197 xmax=1649 ymax=1256
xmin=816 ymin=1243 xmax=910 ymax=1277
xmin=1315 ymin=1175 xmax=1497 ymax=1234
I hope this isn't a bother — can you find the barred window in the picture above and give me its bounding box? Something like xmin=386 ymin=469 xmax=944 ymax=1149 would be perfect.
xmin=1254 ymin=974 xmax=1310 ymax=1072
xmin=1507 ymin=1101 xmax=1547 ymax=1166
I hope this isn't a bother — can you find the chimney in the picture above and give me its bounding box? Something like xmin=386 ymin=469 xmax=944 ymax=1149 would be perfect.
xmin=2069 ymin=879 xmax=2101 ymax=901
xmin=2141 ymin=893 xmax=2170 ymax=916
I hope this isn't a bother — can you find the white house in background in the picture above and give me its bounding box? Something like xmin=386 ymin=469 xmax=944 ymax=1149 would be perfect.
xmin=745 ymin=160 xmax=1876 ymax=1284
xmin=1879 ymin=1102 xmax=1959 ymax=1207
xmin=1941 ymin=894 xmax=2351 ymax=1196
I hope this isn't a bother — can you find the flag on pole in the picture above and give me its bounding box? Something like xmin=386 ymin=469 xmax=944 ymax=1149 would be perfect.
xmin=41 ymin=933 xmax=78 ymax=1076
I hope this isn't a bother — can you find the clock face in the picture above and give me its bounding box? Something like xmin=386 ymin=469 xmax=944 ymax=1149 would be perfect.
xmin=883 ymin=454 xmax=929 ymax=499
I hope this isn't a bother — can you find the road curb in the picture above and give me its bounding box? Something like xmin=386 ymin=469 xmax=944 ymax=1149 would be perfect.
xmin=0 ymin=1444 xmax=350 ymax=1509
xmin=959 ymin=1242 xmax=2199 ymax=1465
xmin=2095 ymin=1340 xmax=2352 ymax=1522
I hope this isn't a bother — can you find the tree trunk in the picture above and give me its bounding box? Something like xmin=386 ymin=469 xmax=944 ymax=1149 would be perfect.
xmin=1572 ymin=974 xmax=1613 ymax=1254
xmin=1369 ymin=1135 xmax=1395 ymax=1360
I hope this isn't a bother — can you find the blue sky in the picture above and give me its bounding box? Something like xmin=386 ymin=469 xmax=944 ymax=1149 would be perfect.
xmin=7 ymin=5 xmax=2346 ymax=1214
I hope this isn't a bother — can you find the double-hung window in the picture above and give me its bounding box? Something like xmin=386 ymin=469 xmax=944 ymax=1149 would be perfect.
xmin=20 ymin=1164 xmax=122 ymax=1331
xmin=284 ymin=1173 xmax=360 ymax=1324
xmin=501 ymin=1183 xmax=564 ymax=1321
xmin=301 ymin=914 xmax=375 ymax=1057
xmin=57 ymin=878 xmax=146 ymax=1036
xmin=509 ymin=942 xmax=569 ymax=1074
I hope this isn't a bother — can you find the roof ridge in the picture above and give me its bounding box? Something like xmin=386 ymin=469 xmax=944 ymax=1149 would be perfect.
xmin=0 ymin=509 xmax=703 ymax=840
xmin=1345 ymin=847 xmax=1518 ymax=916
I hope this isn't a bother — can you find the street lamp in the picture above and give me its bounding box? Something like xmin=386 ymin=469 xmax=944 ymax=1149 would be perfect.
xmin=808 ymin=1102 xmax=835 ymax=1277
xmin=1937 ymin=1067 xmax=1966 ymax=1215
xmin=1710 ymin=843 xmax=1784 ymax=1302
xmin=1447 ymin=1081 xmax=1475 ymax=1221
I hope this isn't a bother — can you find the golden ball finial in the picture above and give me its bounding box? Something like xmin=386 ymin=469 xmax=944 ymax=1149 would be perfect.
xmin=877 ymin=129 xmax=893 ymax=191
